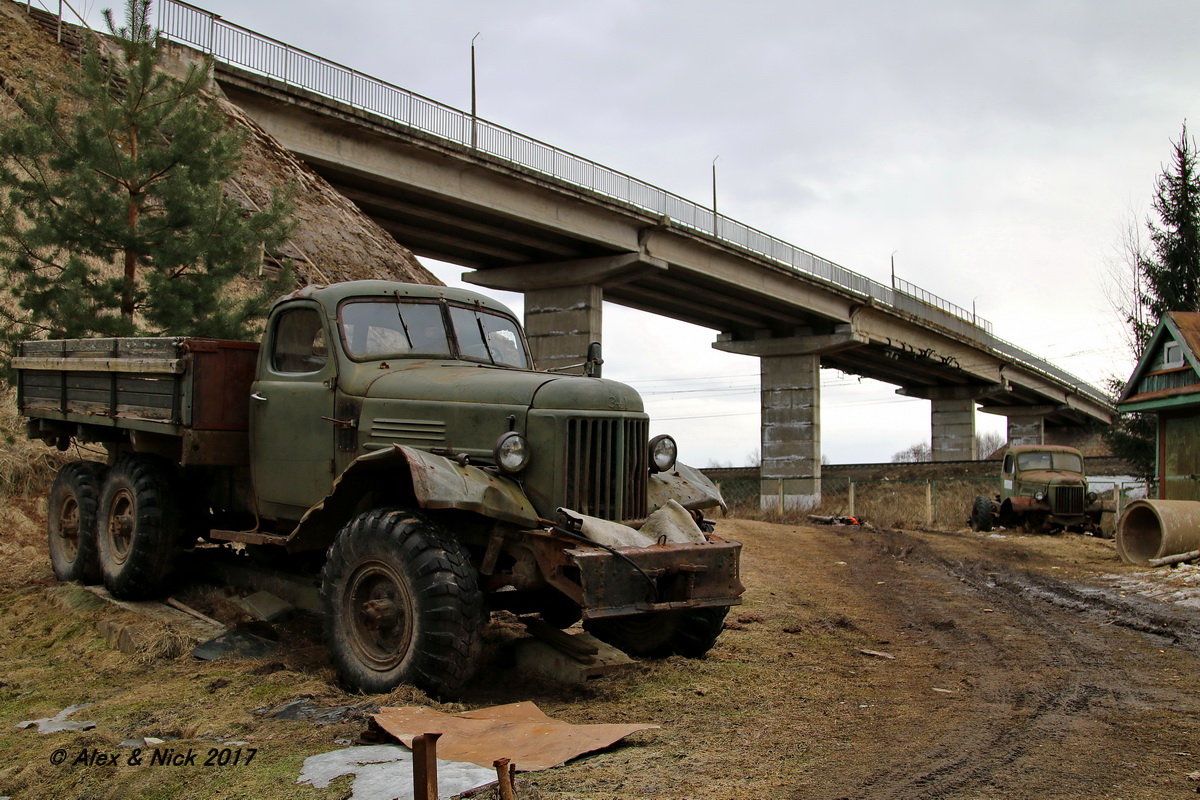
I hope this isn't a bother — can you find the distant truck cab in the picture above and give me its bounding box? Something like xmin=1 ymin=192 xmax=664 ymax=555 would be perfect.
xmin=16 ymin=281 xmax=743 ymax=697
xmin=970 ymin=444 xmax=1102 ymax=534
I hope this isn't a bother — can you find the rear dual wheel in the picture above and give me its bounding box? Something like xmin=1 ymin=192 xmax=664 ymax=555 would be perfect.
xmin=47 ymin=461 xmax=107 ymax=584
xmin=96 ymin=454 xmax=184 ymax=599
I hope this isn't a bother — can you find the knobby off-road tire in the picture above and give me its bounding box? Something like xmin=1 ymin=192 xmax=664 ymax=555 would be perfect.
xmin=970 ymin=496 xmax=996 ymax=533
xmin=96 ymin=453 xmax=184 ymax=600
xmin=321 ymin=509 xmax=483 ymax=699
xmin=47 ymin=461 xmax=108 ymax=584
xmin=585 ymin=606 xmax=730 ymax=658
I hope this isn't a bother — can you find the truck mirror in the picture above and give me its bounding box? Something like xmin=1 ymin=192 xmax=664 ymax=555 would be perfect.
xmin=586 ymin=341 xmax=604 ymax=378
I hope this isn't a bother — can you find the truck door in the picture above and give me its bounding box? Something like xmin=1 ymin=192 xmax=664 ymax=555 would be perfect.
xmin=250 ymin=303 xmax=338 ymax=516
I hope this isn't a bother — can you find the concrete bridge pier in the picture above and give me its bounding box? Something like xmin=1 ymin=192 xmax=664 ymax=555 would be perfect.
xmin=977 ymin=405 xmax=1061 ymax=448
xmin=715 ymin=326 xmax=867 ymax=510
xmin=524 ymin=285 xmax=603 ymax=373
xmin=897 ymin=385 xmax=995 ymax=461
xmin=1005 ymin=411 xmax=1046 ymax=447
xmin=464 ymin=253 xmax=668 ymax=373
xmin=931 ymin=397 xmax=977 ymax=461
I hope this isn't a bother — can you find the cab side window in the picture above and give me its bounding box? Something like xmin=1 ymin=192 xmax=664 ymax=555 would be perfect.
xmin=271 ymin=308 xmax=328 ymax=374
xmin=1003 ymin=453 xmax=1014 ymax=474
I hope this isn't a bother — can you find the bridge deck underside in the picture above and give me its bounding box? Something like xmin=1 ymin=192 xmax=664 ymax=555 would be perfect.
xmin=215 ymin=71 xmax=1108 ymax=429
xmin=311 ymin=167 xmax=1091 ymax=425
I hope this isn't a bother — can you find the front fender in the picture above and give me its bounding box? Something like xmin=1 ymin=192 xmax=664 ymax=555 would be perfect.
xmin=649 ymin=461 xmax=726 ymax=514
xmin=1006 ymin=496 xmax=1052 ymax=515
xmin=285 ymin=445 xmax=537 ymax=552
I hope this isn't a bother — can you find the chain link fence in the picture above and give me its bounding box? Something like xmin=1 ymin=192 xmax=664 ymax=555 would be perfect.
xmin=714 ymin=476 xmax=1147 ymax=533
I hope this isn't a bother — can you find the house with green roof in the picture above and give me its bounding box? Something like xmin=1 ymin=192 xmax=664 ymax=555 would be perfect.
xmin=1117 ymin=311 xmax=1200 ymax=500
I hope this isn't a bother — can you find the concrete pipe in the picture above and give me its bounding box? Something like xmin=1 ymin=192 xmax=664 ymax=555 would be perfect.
xmin=1116 ymin=499 xmax=1200 ymax=565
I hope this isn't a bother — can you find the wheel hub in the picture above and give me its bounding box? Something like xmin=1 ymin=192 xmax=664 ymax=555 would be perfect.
xmin=361 ymin=598 xmax=399 ymax=629
xmin=344 ymin=561 xmax=414 ymax=671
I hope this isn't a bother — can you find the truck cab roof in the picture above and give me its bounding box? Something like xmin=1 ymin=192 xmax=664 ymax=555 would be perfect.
xmin=279 ymin=281 xmax=521 ymax=321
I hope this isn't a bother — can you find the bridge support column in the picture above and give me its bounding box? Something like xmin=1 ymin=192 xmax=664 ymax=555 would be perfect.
xmin=464 ymin=253 xmax=668 ymax=373
xmin=759 ymin=353 xmax=822 ymax=510
xmin=524 ymin=285 xmax=603 ymax=373
xmin=715 ymin=326 xmax=867 ymax=511
xmin=1007 ymin=414 xmax=1045 ymax=447
xmin=977 ymin=405 xmax=1067 ymax=448
xmin=930 ymin=397 xmax=977 ymax=461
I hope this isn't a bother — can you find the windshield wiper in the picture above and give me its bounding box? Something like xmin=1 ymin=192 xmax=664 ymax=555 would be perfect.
xmin=392 ymin=291 xmax=414 ymax=349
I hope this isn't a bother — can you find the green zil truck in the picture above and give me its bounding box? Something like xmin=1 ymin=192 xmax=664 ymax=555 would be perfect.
xmin=16 ymin=281 xmax=742 ymax=697
xmin=969 ymin=444 xmax=1103 ymax=534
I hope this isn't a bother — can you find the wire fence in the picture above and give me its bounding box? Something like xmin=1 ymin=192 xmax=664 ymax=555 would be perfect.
xmin=714 ymin=476 xmax=1147 ymax=533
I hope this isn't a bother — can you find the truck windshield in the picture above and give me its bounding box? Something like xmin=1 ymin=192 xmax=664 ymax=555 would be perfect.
xmin=449 ymin=305 xmax=529 ymax=369
xmin=1016 ymin=451 xmax=1084 ymax=473
xmin=340 ymin=300 xmax=451 ymax=359
xmin=339 ymin=298 xmax=529 ymax=368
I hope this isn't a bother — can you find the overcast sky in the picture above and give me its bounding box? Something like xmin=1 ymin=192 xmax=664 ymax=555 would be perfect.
xmin=74 ymin=0 xmax=1200 ymax=465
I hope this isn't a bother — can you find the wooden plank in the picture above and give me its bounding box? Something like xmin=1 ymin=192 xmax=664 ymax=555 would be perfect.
xmin=11 ymin=356 xmax=185 ymax=374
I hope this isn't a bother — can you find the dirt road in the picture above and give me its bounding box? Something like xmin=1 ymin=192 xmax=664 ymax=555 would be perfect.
xmin=4 ymin=507 xmax=1200 ymax=799
xmin=525 ymin=520 xmax=1200 ymax=799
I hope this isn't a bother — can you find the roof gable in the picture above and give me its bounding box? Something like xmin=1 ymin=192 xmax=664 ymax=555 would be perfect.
xmin=1118 ymin=312 xmax=1200 ymax=410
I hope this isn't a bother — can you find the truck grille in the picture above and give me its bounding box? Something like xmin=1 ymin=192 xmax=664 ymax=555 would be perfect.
xmin=1054 ymin=486 xmax=1084 ymax=515
xmin=564 ymin=417 xmax=648 ymax=521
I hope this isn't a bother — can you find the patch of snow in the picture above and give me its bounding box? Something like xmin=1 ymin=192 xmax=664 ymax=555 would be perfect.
xmin=296 ymin=744 xmax=495 ymax=800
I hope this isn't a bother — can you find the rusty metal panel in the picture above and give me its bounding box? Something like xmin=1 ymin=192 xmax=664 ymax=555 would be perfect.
xmin=567 ymin=539 xmax=744 ymax=618
xmin=373 ymin=702 xmax=656 ymax=772
xmin=184 ymin=338 xmax=260 ymax=431
xmin=397 ymin=446 xmax=539 ymax=527
xmin=1163 ymin=413 xmax=1200 ymax=501
xmin=181 ymin=429 xmax=250 ymax=466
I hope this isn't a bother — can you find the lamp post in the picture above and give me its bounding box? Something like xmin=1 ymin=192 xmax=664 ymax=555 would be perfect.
xmin=470 ymin=33 xmax=480 ymax=149
xmin=712 ymin=155 xmax=720 ymax=235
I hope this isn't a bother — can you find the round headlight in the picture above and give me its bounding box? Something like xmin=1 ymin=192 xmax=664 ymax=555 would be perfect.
xmin=649 ymin=434 xmax=677 ymax=473
xmin=493 ymin=432 xmax=531 ymax=473
xmin=1034 ymin=490 xmax=1046 ymax=501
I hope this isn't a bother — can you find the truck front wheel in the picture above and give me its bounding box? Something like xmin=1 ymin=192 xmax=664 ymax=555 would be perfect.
xmin=97 ymin=454 xmax=184 ymax=599
xmin=969 ymin=496 xmax=996 ymax=532
xmin=321 ymin=509 xmax=483 ymax=699
xmin=48 ymin=461 xmax=107 ymax=584
xmin=584 ymin=606 xmax=729 ymax=658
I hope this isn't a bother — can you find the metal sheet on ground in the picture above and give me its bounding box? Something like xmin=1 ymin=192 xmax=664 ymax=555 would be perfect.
xmin=372 ymin=701 xmax=657 ymax=771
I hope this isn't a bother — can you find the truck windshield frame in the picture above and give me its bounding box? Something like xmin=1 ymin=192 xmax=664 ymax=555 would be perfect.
xmin=1016 ymin=451 xmax=1084 ymax=474
xmin=338 ymin=297 xmax=531 ymax=369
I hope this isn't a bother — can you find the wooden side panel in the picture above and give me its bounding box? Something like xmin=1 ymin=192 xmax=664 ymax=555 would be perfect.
xmin=184 ymin=339 xmax=260 ymax=431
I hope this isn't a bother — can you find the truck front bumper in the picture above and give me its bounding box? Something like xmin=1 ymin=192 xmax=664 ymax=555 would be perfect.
xmin=527 ymin=535 xmax=744 ymax=619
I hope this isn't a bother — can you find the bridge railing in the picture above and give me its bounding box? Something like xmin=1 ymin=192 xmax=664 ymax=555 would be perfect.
xmin=153 ymin=0 xmax=1111 ymax=409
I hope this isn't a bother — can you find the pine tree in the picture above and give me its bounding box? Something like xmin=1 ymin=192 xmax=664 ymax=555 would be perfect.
xmin=1133 ymin=122 xmax=1200 ymax=346
xmin=1105 ymin=122 xmax=1200 ymax=481
xmin=0 ymin=0 xmax=292 ymax=352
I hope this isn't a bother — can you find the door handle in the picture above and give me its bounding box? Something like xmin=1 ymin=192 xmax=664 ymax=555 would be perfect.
xmin=251 ymin=392 xmax=267 ymax=402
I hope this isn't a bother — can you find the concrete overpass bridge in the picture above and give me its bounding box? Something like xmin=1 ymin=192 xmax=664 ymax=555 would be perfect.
xmin=154 ymin=0 xmax=1112 ymax=506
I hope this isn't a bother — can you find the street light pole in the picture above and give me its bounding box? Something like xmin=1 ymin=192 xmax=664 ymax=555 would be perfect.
xmin=712 ymin=155 xmax=720 ymax=234
xmin=470 ymin=33 xmax=480 ymax=149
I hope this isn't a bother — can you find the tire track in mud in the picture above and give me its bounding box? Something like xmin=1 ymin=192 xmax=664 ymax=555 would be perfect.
xmin=827 ymin=527 xmax=1199 ymax=800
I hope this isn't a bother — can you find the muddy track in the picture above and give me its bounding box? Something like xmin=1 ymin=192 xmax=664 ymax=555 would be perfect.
xmin=831 ymin=527 xmax=1199 ymax=800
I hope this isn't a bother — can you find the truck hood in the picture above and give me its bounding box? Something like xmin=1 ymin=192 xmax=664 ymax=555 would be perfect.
xmin=356 ymin=364 xmax=643 ymax=413
xmin=1018 ymin=470 xmax=1086 ymax=487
